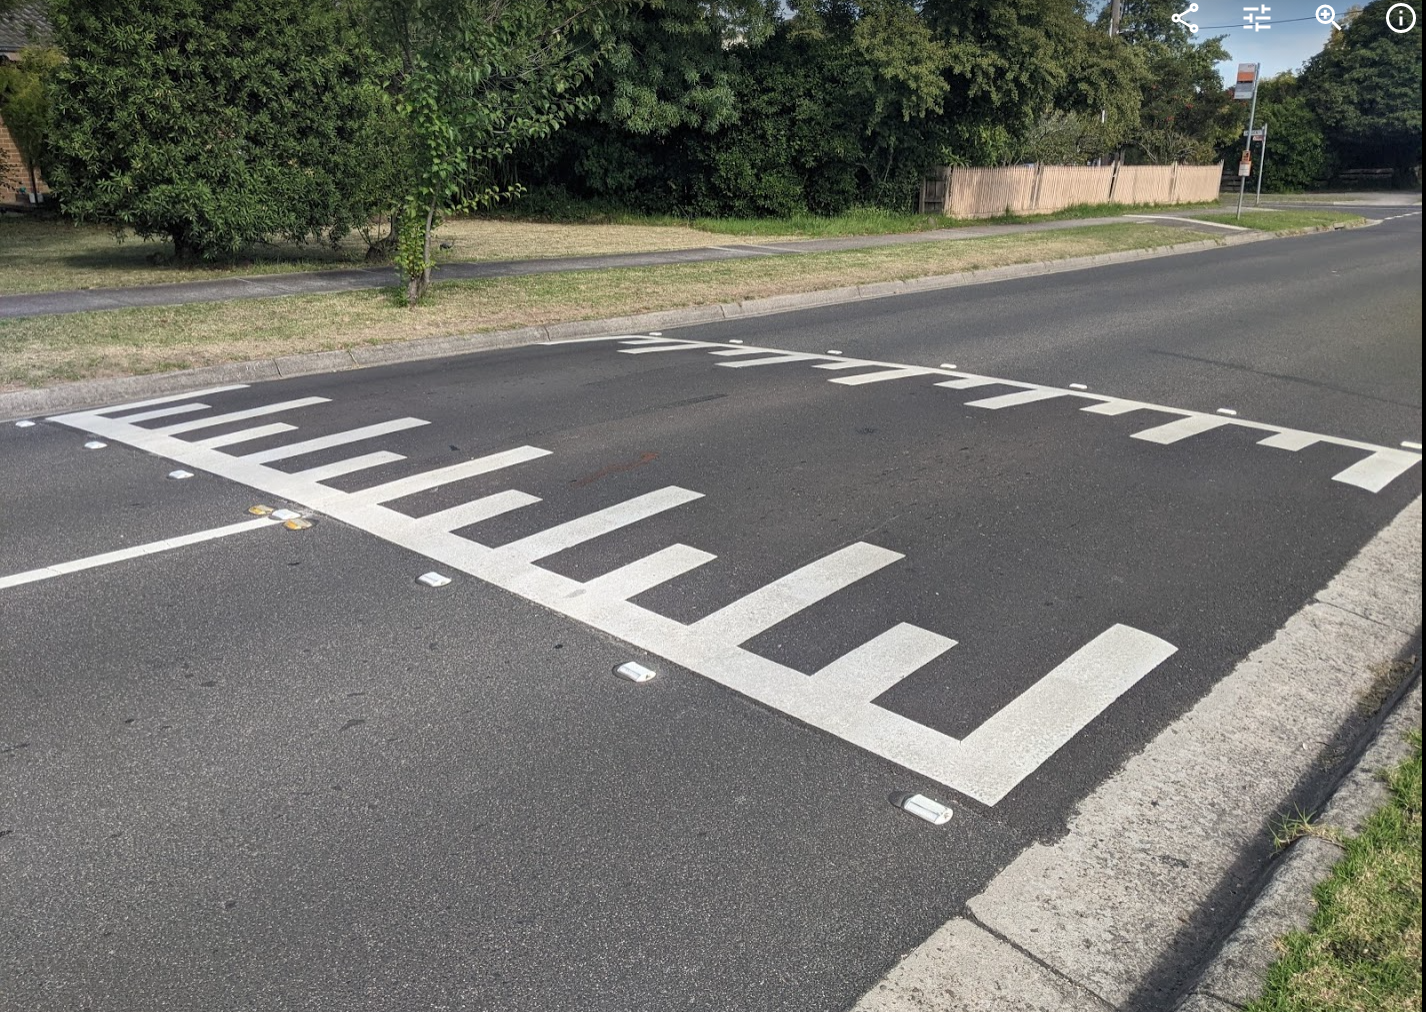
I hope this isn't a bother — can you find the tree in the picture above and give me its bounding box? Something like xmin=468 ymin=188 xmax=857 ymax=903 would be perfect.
xmin=0 ymin=45 xmax=61 ymax=196
xmin=366 ymin=0 xmax=628 ymax=304
xmin=1302 ymin=0 xmax=1422 ymax=182
xmin=45 ymin=0 xmax=382 ymax=260
xmin=1240 ymin=74 xmax=1331 ymax=192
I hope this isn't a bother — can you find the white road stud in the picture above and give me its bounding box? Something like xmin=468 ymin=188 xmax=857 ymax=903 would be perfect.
xmin=168 ymin=470 xmax=194 ymax=480
xmin=899 ymin=794 xmax=953 ymax=826
xmin=1070 ymin=383 xmax=1089 ymax=391
xmin=728 ymin=339 xmax=744 ymax=344
xmin=417 ymin=571 xmax=452 ymax=588
xmin=1217 ymin=408 xmax=1239 ymax=417
xmin=648 ymin=332 xmax=663 ymax=337
xmin=83 ymin=440 xmax=107 ymax=450
xmin=939 ymin=363 xmax=957 ymax=370
xmin=270 ymin=508 xmax=302 ymax=521
xmin=828 ymin=350 xmax=843 ymax=355
xmin=15 ymin=420 xmax=35 ymax=428
xmin=615 ymin=661 xmax=657 ymax=683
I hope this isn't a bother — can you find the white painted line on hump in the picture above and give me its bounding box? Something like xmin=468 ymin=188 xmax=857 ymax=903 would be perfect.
xmin=1079 ymin=398 xmax=1149 ymax=416
xmin=829 ymin=367 xmax=938 ymax=386
xmin=155 ymin=397 xmax=330 ymax=435
xmin=494 ymin=487 xmax=703 ymax=562
xmin=240 ymin=418 xmax=428 ymax=464
xmin=1130 ymin=415 xmax=1233 ymax=444
xmin=93 ymin=385 xmax=250 ymax=416
xmin=113 ymin=403 xmax=212 ymax=424
xmin=934 ymin=376 xmax=1005 ymax=390
xmin=813 ymin=360 xmax=881 ymax=370
xmin=292 ymin=451 xmax=406 ymax=482
xmin=192 ymin=422 xmax=297 ymax=449
xmin=343 ymin=446 xmax=550 ymax=506
xmin=1258 ymin=430 xmax=1322 ymax=451
xmin=964 ymin=388 xmax=1071 ymax=410
xmin=0 ymin=518 xmax=276 ymax=590
xmin=618 ymin=343 xmax=704 ymax=354
xmin=411 ymin=490 xmax=541 ymax=532
xmin=709 ymin=347 xmax=772 ymax=357
xmin=1332 ymin=449 xmax=1423 ymax=493
xmin=808 ymin=622 xmax=957 ymax=708
xmin=579 ymin=544 xmax=717 ymax=601
xmin=716 ymin=354 xmax=821 ymax=368
xmin=689 ymin=542 xmax=901 ymax=645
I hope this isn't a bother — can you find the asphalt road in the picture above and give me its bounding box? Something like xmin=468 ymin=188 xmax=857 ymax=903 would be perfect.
xmin=1 ymin=210 xmax=1421 ymax=1012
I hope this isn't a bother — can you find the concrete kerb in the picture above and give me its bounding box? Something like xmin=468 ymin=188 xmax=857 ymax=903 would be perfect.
xmin=1174 ymin=676 xmax=1423 ymax=1012
xmin=0 ymin=222 xmax=1370 ymax=421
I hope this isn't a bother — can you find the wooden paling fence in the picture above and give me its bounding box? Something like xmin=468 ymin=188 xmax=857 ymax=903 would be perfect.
xmin=918 ymin=163 xmax=1222 ymax=218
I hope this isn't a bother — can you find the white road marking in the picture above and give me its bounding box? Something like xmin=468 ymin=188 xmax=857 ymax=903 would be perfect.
xmin=618 ymin=343 xmax=704 ymax=354
xmin=1258 ymin=430 xmax=1321 ymax=451
xmin=114 ymin=403 xmax=211 ymax=424
xmin=716 ymin=354 xmax=821 ymax=368
xmin=934 ymin=376 xmax=1005 ymax=390
xmin=689 ymin=542 xmax=901 ymax=645
xmin=192 ymin=422 xmax=297 ymax=449
xmin=91 ymin=385 xmax=250 ymax=416
xmin=342 ymin=446 xmax=550 ymax=506
xmin=155 ymin=397 xmax=330 ymax=435
xmin=292 ymin=451 xmax=406 ymax=482
xmin=1080 ymin=398 xmax=1148 ymax=416
xmin=580 ymin=544 xmax=717 ymax=600
xmin=0 ymin=518 xmax=276 ymax=590
xmin=808 ymin=622 xmax=957 ymax=706
xmin=964 ymin=388 xmax=1071 ymax=410
xmin=1332 ymin=449 xmax=1424 ymax=493
xmin=710 ymin=348 xmax=765 ymax=357
xmin=494 ymin=487 xmax=703 ymax=562
xmin=412 ymin=490 xmax=541 ymax=532
xmin=240 ymin=418 xmax=428 ymax=464
xmin=829 ymin=367 xmax=939 ymax=386
xmin=813 ymin=359 xmax=881 ymax=370
xmin=1130 ymin=415 xmax=1233 ymax=444
xmin=1404 ymin=441 xmax=1423 ymax=451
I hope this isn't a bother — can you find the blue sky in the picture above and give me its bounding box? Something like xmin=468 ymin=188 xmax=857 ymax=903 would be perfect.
xmin=1200 ymin=3 xmax=1341 ymax=80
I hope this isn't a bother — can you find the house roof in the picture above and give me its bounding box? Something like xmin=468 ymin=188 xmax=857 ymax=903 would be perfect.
xmin=0 ymin=4 xmax=52 ymax=55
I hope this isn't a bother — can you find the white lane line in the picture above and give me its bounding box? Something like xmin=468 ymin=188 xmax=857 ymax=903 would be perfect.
xmin=716 ymin=354 xmax=822 ymax=368
xmin=343 ymin=446 xmax=551 ymax=506
xmin=494 ymin=487 xmax=703 ymax=563
xmin=240 ymin=418 xmax=428 ymax=464
xmin=192 ymin=422 xmax=297 ymax=449
xmin=0 ymin=518 xmax=276 ymax=590
xmin=291 ymin=451 xmax=406 ymax=483
xmin=829 ymin=367 xmax=938 ymax=386
xmin=113 ymin=403 xmax=211 ymax=424
xmin=964 ymin=388 xmax=1072 ymax=410
xmin=959 ymin=624 xmax=1177 ymax=802
xmin=934 ymin=376 xmax=1004 ymax=390
xmin=579 ymin=543 xmax=717 ymax=601
xmin=411 ymin=490 xmax=541 ymax=532
xmin=813 ymin=360 xmax=881 ymax=370
xmin=1080 ymin=398 xmax=1149 ymax=416
xmin=689 ymin=542 xmax=901 ymax=645
xmin=156 ymin=397 xmax=330 ymax=435
xmin=1258 ymin=430 xmax=1321 ymax=451
xmin=1130 ymin=415 xmax=1233 ymax=444
xmin=709 ymin=348 xmax=771 ymax=357
xmin=618 ymin=343 xmax=705 ymax=354
xmin=808 ymin=622 xmax=957 ymax=709
xmin=92 ymin=385 xmax=250 ymax=416
xmin=1403 ymin=441 xmax=1423 ymax=451
xmin=1332 ymin=449 xmax=1423 ymax=493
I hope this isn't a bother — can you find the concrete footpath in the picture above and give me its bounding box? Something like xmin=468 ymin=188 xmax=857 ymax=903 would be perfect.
xmin=0 ymin=214 xmax=1238 ymax=320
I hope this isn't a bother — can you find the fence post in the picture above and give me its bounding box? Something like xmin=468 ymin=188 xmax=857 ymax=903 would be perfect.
xmin=1169 ymin=163 xmax=1180 ymax=203
xmin=1107 ymin=160 xmax=1121 ymax=203
xmin=1029 ymin=164 xmax=1045 ymax=214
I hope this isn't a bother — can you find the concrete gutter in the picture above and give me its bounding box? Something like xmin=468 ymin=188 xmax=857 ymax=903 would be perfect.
xmin=0 ymin=222 xmax=1373 ymax=421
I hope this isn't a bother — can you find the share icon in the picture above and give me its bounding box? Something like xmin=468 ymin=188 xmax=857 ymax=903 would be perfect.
xmin=1172 ymin=2 xmax=1200 ymax=32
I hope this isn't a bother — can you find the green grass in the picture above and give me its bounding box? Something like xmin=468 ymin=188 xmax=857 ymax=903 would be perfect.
xmin=1246 ymin=732 xmax=1422 ymax=1012
xmin=1193 ymin=210 xmax=1369 ymax=231
xmin=0 ymin=222 xmax=1196 ymax=388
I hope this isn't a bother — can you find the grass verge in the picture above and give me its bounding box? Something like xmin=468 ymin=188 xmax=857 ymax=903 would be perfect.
xmin=1247 ymin=732 xmax=1422 ymax=1012
xmin=1192 ymin=210 xmax=1369 ymax=231
xmin=0 ymin=223 xmax=1193 ymax=389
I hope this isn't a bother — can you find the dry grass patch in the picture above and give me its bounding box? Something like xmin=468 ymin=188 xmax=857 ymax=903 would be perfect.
xmin=0 ymin=223 xmax=1191 ymax=388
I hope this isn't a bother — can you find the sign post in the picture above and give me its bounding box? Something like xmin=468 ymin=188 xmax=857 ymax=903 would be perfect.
xmin=1255 ymin=121 xmax=1269 ymax=205
xmin=1233 ymin=63 xmax=1260 ymax=221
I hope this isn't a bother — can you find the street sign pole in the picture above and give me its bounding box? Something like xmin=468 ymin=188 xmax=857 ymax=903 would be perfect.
xmin=1237 ymin=63 xmax=1260 ymax=221
xmin=1255 ymin=121 xmax=1268 ymax=206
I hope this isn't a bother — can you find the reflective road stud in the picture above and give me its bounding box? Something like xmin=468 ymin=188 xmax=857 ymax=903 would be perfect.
xmin=15 ymin=420 xmax=35 ymax=428
xmin=899 ymin=794 xmax=953 ymax=825
xmin=615 ymin=661 xmax=657 ymax=683
xmin=168 ymin=470 xmax=194 ymax=480
xmin=417 ymin=572 xmax=452 ymax=588
xmin=83 ymin=440 xmax=107 ymax=450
